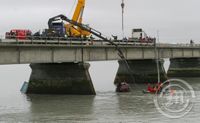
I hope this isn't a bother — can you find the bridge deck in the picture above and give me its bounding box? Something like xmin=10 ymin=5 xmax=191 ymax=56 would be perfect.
xmin=0 ymin=39 xmax=200 ymax=65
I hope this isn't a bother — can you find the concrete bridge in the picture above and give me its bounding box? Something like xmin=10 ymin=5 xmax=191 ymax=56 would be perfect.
xmin=0 ymin=39 xmax=200 ymax=95
xmin=0 ymin=40 xmax=200 ymax=64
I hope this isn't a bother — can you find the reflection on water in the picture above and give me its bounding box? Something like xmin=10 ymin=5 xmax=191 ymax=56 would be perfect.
xmin=28 ymin=95 xmax=95 ymax=122
xmin=0 ymin=78 xmax=200 ymax=122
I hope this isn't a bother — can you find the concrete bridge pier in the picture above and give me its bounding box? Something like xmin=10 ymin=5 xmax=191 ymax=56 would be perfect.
xmin=114 ymin=59 xmax=167 ymax=84
xmin=21 ymin=62 xmax=96 ymax=95
xmin=168 ymin=58 xmax=200 ymax=77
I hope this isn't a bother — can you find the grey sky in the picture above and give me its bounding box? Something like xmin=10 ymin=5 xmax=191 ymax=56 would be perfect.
xmin=0 ymin=0 xmax=200 ymax=43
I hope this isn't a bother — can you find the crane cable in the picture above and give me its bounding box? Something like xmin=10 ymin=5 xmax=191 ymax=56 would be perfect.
xmin=119 ymin=0 xmax=139 ymax=88
xmin=68 ymin=0 xmax=77 ymax=17
xmin=121 ymin=0 xmax=125 ymax=39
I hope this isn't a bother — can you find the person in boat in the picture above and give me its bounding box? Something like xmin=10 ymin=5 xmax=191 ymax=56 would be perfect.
xmin=116 ymin=81 xmax=130 ymax=92
xmin=147 ymin=82 xmax=162 ymax=93
xmin=147 ymin=83 xmax=156 ymax=93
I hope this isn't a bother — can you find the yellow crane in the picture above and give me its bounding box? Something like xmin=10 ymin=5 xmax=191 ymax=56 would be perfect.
xmin=65 ymin=0 xmax=91 ymax=37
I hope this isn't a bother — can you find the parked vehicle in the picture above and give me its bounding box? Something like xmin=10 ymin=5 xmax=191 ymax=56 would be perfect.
xmin=5 ymin=29 xmax=32 ymax=40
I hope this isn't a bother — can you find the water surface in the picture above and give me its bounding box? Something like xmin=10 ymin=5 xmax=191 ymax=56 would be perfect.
xmin=0 ymin=63 xmax=200 ymax=122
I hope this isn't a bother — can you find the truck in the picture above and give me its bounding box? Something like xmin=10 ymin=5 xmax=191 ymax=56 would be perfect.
xmin=129 ymin=28 xmax=155 ymax=43
xmin=33 ymin=21 xmax=66 ymax=40
xmin=5 ymin=29 xmax=32 ymax=40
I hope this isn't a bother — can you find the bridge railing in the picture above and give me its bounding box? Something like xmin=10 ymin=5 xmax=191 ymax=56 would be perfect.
xmin=0 ymin=35 xmax=199 ymax=48
xmin=0 ymin=35 xmax=156 ymax=46
xmin=157 ymin=43 xmax=200 ymax=48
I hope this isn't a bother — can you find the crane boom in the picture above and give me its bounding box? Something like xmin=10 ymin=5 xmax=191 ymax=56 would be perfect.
xmin=65 ymin=0 xmax=91 ymax=37
xmin=72 ymin=0 xmax=85 ymax=23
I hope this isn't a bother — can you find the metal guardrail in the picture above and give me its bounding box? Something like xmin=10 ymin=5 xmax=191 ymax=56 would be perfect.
xmin=0 ymin=36 xmax=200 ymax=48
xmin=0 ymin=35 xmax=156 ymax=46
xmin=157 ymin=43 xmax=200 ymax=48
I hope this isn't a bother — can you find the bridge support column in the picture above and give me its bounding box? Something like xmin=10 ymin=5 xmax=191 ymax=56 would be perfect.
xmin=21 ymin=62 xmax=96 ymax=95
xmin=114 ymin=59 xmax=167 ymax=84
xmin=168 ymin=58 xmax=200 ymax=77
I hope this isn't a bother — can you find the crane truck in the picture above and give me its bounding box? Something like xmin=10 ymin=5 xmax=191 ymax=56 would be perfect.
xmin=33 ymin=0 xmax=90 ymax=39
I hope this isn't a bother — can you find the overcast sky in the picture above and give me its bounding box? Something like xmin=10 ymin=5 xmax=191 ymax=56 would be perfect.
xmin=0 ymin=0 xmax=200 ymax=43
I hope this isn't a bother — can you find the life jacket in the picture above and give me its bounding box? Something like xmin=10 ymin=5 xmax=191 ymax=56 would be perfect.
xmin=147 ymin=85 xmax=156 ymax=93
